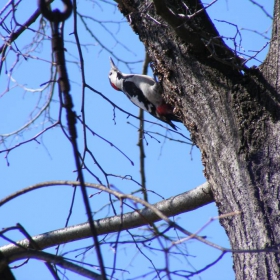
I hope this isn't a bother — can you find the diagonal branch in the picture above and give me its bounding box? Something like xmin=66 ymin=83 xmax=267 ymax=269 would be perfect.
xmin=6 ymin=250 xmax=102 ymax=279
xmin=0 ymin=182 xmax=213 ymax=257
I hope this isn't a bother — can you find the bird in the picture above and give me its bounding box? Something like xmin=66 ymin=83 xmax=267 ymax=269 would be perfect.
xmin=108 ymin=57 xmax=181 ymax=130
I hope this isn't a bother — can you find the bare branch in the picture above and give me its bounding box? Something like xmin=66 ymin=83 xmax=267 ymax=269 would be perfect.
xmin=0 ymin=182 xmax=213 ymax=257
xmin=172 ymin=211 xmax=242 ymax=245
xmin=38 ymin=0 xmax=107 ymax=277
xmin=7 ymin=250 xmax=102 ymax=279
xmin=138 ymin=52 xmax=150 ymax=201
xmin=249 ymin=0 xmax=273 ymax=19
xmin=0 ymin=1 xmax=54 ymax=74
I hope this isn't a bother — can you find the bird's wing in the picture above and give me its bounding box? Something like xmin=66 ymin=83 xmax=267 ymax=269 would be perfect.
xmin=122 ymin=80 xmax=157 ymax=115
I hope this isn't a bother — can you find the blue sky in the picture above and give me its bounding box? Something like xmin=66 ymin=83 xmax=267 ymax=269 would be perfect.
xmin=0 ymin=0 xmax=273 ymax=279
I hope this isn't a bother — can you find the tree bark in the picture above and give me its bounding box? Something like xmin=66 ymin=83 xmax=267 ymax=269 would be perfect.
xmin=116 ymin=0 xmax=280 ymax=279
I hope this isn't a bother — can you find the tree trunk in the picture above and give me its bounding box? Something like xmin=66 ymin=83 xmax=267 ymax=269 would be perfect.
xmin=116 ymin=0 xmax=280 ymax=279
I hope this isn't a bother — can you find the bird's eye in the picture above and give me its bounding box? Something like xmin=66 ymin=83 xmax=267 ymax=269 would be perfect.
xmin=109 ymin=72 xmax=112 ymax=76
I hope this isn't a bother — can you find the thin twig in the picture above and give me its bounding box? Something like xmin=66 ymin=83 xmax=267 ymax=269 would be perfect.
xmin=249 ymin=0 xmax=273 ymax=19
xmin=138 ymin=52 xmax=150 ymax=202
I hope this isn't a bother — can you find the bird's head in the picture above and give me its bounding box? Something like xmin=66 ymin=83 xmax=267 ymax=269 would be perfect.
xmin=109 ymin=57 xmax=122 ymax=91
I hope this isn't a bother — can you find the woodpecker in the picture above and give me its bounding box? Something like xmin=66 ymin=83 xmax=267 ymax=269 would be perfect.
xmin=108 ymin=57 xmax=181 ymax=130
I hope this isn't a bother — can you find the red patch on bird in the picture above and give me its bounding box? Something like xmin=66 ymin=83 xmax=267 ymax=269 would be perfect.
xmin=156 ymin=104 xmax=173 ymax=115
xmin=110 ymin=81 xmax=121 ymax=91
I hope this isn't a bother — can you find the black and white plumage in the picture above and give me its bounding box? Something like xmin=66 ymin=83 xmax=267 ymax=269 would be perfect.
xmin=108 ymin=57 xmax=181 ymax=130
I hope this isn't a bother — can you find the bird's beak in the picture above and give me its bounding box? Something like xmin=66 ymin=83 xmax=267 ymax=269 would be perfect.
xmin=109 ymin=57 xmax=118 ymax=70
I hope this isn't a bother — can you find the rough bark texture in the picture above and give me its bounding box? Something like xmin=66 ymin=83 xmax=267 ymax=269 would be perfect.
xmin=117 ymin=0 xmax=280 ymax=279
